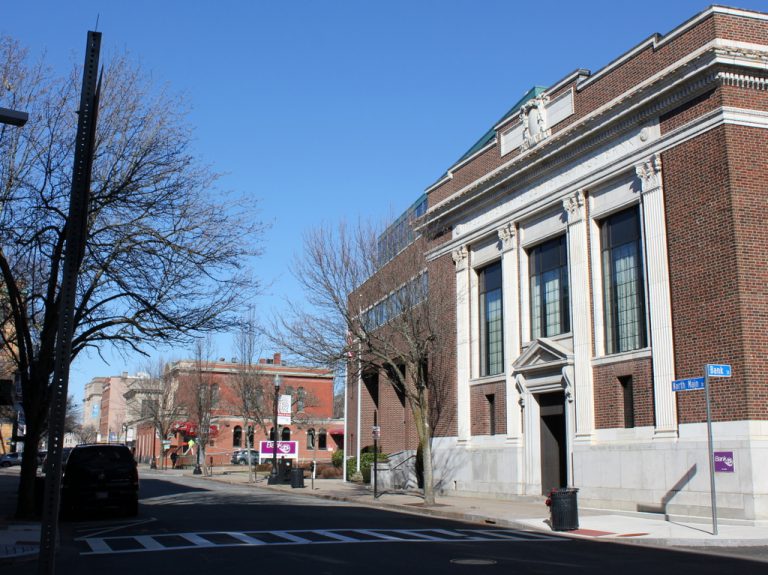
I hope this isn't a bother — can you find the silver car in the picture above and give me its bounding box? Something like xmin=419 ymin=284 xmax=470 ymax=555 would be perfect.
xmin=0 ymin=452 xmax=22 ymax=467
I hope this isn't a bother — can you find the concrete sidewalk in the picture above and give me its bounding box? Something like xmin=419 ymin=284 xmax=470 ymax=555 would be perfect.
xmin=3 ymin=464 xmax=768 ymax=564
xmin=199 ymin=467 xmax=768 ymax=548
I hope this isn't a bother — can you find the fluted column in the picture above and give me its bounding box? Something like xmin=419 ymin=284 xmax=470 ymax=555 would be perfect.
xmin=636 ymin=154 xmax=677 ymax=438
xmin=453 ymin=245 xmax=471 ymax=443
xmin=563 ymin=190 xmax=594 ymax=441
xmin=498 ymin=223 xmax=521 ymax=443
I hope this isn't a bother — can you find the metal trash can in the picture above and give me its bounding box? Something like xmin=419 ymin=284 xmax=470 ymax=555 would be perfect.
xmin=290 ymin=467 xmax=304 ymax=488
xmin=550 ymin=488 xmax=579 ymax=531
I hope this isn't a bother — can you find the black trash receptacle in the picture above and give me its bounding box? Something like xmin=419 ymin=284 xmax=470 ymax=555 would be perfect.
xmin=549 ymin=488 xmax=579 ymax=531
xmin=290 ymin=467 xmax=304 ymax=488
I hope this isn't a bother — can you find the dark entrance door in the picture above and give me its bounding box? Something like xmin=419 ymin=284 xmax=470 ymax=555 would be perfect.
xmin=538 ymin=391 xmax=567 ymax=495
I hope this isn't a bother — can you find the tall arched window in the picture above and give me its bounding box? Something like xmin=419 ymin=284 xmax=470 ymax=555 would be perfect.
xmin=318 ymin=429 xmax=327 ymax=450
xmin=232 ymin=426 xmax=242 ymax=447
xmin=306 ymin=428 xmax=315 ymax=450
xmin=269 ymin=427 xmax=276 ymax=441
xmin=281 ymin=427 xmax=291 ymax=441
xmin=297 ymin=387 xmax=305 ymax=412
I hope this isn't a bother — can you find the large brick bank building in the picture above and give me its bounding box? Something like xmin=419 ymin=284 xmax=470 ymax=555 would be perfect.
xmin=349 ymin=5 xmax=768 ymax=520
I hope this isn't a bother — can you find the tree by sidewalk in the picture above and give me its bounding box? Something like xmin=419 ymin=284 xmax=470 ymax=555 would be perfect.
xmin=0 ymin=37 xmax=264 ymax=517
xmin=269 ymin=219 xmax=452 ymax=506
xmin=125 ymin=358 xmax=188 ymax=469
xmin=231 ymin=310 xmax=268 ymax=481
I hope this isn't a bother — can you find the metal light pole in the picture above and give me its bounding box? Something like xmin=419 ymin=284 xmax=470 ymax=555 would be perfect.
xmin=268 ymin=374 xmax=282 ymax=484
xmin=150 ymin=427 xmax=157 ymax=469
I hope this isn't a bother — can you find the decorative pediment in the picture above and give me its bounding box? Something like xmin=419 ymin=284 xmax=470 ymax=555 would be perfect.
xmin=512 ymin=337 xmax=573 ymax=377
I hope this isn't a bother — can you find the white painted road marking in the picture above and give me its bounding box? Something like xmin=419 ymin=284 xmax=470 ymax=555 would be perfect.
xmin=81 ymin=528 xmax=566 ymax=555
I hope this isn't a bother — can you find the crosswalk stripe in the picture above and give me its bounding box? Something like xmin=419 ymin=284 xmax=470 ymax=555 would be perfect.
xmin=81 ymin=528 xmax=565 ymax=555
xmin=355 ymin=529 xmax=405 ymax=541
xmin=314 ymin=530 xmax=359 ymax=542
xmin=134 ymin=536 xmax=165 ymax=550
xmin=272 ymin=531 xmax=311 ymax=543
xmin=83 ymin=537 xmax=112 ymax=553
xmin=226 ymin=532 xmax=266 ymax=545
xmin=180 ymin=533 xmax=216 ymax=547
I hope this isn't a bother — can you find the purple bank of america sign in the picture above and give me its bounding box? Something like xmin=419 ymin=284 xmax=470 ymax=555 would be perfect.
xmin=714 ymin=451 xmax=734 ymax=473
xmin=259 ymin=440 xmax=298 ymax=460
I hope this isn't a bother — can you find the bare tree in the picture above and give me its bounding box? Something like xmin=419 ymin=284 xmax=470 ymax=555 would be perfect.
xmin=178 ymin=338 xmax=220 ymax=476
xmin=231 ymin=310 xmax=268 ymax=481
xmin=71 ymin=424 xmax=98 ymax=444
xmin=0 ymin=37 xmax=264 ymax=517
xmin=270 ymin=219 xmax=451 ymax=506
xmin=124 ymin=358 xmax=187 ymax=469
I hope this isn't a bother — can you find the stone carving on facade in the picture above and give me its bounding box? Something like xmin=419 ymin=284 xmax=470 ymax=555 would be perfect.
xmin=635 ymin=153 xmax=662 ymax=194
xmin=452 ymin=245 xmax=468 ymax=271
xmin=562 ymin=190 xmax=585 ymax=223
xmin=520 ymin=95 xmax=550 ymax=150
xmin=497 ymin=223 xmax=516 ymax=251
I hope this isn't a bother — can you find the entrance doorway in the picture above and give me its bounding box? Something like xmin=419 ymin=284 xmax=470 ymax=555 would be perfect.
xmin=538 ymin=391 xmax=566 ymax=494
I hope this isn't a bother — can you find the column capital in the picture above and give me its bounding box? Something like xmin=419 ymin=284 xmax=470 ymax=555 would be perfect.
xmin=452 ymin=245 xmax=469 ymax=271
xmin=635 ymin=153 xmax=662 ymax=194
xmin=498 ymin=223 xmax=516 ymax=252
xmin=562 ymin=189 xmax=585 ymax=223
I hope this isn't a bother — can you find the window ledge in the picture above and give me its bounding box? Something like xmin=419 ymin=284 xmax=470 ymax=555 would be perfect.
xmin=592 ymin=347 xmax=652 ymax=367
xmin=470 ymin=374 xmax=506 ymax=386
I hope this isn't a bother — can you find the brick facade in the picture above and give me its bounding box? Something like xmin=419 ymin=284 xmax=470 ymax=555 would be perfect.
xmin=350 ymin=5 xmax=768 ymax=519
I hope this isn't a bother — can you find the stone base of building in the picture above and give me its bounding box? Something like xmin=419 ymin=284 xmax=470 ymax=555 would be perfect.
xmin=422 ymin=421 xmax=768 ymax=522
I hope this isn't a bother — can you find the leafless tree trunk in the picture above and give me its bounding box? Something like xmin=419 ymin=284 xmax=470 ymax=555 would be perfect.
xmin=72 ymin=424 xmax=98 ymax=444
xmin=269 ymin=219 xmax=450 ymax=506
xmin=185 ymin=338 xmax=219 ymax=476
xmin=231 ymin=309 xmax=268 ymax=481
xmin=125 ymin=358 xmax=187 ymax=469
xmin=0 ymin=37 xmax=263 ymax=517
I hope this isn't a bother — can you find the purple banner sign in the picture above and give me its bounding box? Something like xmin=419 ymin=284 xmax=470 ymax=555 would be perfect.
xmin=259 ymin=440 xmax=298 ymax=459
xmin=714 ymin=451 xmax=734 ymax=473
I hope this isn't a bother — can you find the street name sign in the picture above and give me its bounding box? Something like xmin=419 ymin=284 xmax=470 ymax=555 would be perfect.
xmin=672 ymin=377 xmax=705 ymax=392
xmin=707 ymin=364 xmax=732 ymax=377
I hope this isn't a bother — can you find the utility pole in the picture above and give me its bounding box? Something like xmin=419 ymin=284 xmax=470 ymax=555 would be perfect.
xmin=38 ymin=31 xmax=102 ymax=575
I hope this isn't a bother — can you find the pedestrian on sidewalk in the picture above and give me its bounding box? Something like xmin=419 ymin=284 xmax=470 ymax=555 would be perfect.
xmin=170 ymin=450 xmax=178 ymax=469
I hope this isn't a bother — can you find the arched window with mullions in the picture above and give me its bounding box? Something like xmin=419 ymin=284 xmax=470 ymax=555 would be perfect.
xmin=306 ymin=428 xmax=315 ymax=450
xmin=318 ymin=429 xmax=327 ymax=450
xmin=281 ymin=427 xmax=291 ymax=441
xmin=232 ymin=425 xmax=242 ymax=447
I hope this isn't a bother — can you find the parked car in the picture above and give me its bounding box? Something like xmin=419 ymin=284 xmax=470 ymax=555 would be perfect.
xmin=231 ymin=449 xmax=260 ymax=465
xmin=0 ymin=452 xmax=22 ymax=467
xmin=60 ymin=444 xmax=139 ymax=517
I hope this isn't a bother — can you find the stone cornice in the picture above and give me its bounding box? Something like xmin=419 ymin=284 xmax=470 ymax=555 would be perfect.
xmin=422 ymin=39 xmax=768 ymax=230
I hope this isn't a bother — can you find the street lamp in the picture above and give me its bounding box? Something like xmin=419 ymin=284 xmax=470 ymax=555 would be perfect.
xmin=0 ymin=107 xmax=28 ymax=127
xmin=267 ymin=374 xmax=282 ymax=485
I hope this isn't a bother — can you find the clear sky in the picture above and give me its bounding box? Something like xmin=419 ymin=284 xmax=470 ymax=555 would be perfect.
xmin=3 ymin=0 xmax=767 ymax=404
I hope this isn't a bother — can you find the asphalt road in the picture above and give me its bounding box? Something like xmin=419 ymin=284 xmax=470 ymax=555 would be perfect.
xmin=8 ymin=473 xmax=768 ymax=575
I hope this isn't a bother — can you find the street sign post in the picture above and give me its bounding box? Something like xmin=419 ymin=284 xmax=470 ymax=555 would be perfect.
xmin=671 ymin=364 xmax=732 ymax=536
xmin=672 ymin=377 xmax=705 ymax=392
xmin=704 ymin=363 xmax=731 ymax=536
xmin=707 ymin=364 xmax=732 ymax=377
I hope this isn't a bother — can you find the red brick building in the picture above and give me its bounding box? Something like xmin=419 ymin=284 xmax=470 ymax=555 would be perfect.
xmin=349 ymin=5 xmax=768 ymax=520
xmin=132 ymin=353 xmax=342 ymax=467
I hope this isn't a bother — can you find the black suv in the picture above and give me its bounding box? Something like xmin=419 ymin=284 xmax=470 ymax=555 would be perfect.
xmin=61 ymin=444 xmax=139 ymax=517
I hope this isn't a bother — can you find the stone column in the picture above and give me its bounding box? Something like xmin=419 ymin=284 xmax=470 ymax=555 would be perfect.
xmin=563 ymin=190 xmax=594 ymax=442
xmin=498 ymin=223 xmax=521 ymax=444
xmin=636 ymin=154 xmax=677 ymax=438
xmin=453 ymin=245 xmax=471 ymax=443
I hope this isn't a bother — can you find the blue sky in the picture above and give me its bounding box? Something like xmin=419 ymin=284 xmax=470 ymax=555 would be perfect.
xmin=3 ymin=0 xmax=767 ymax=404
